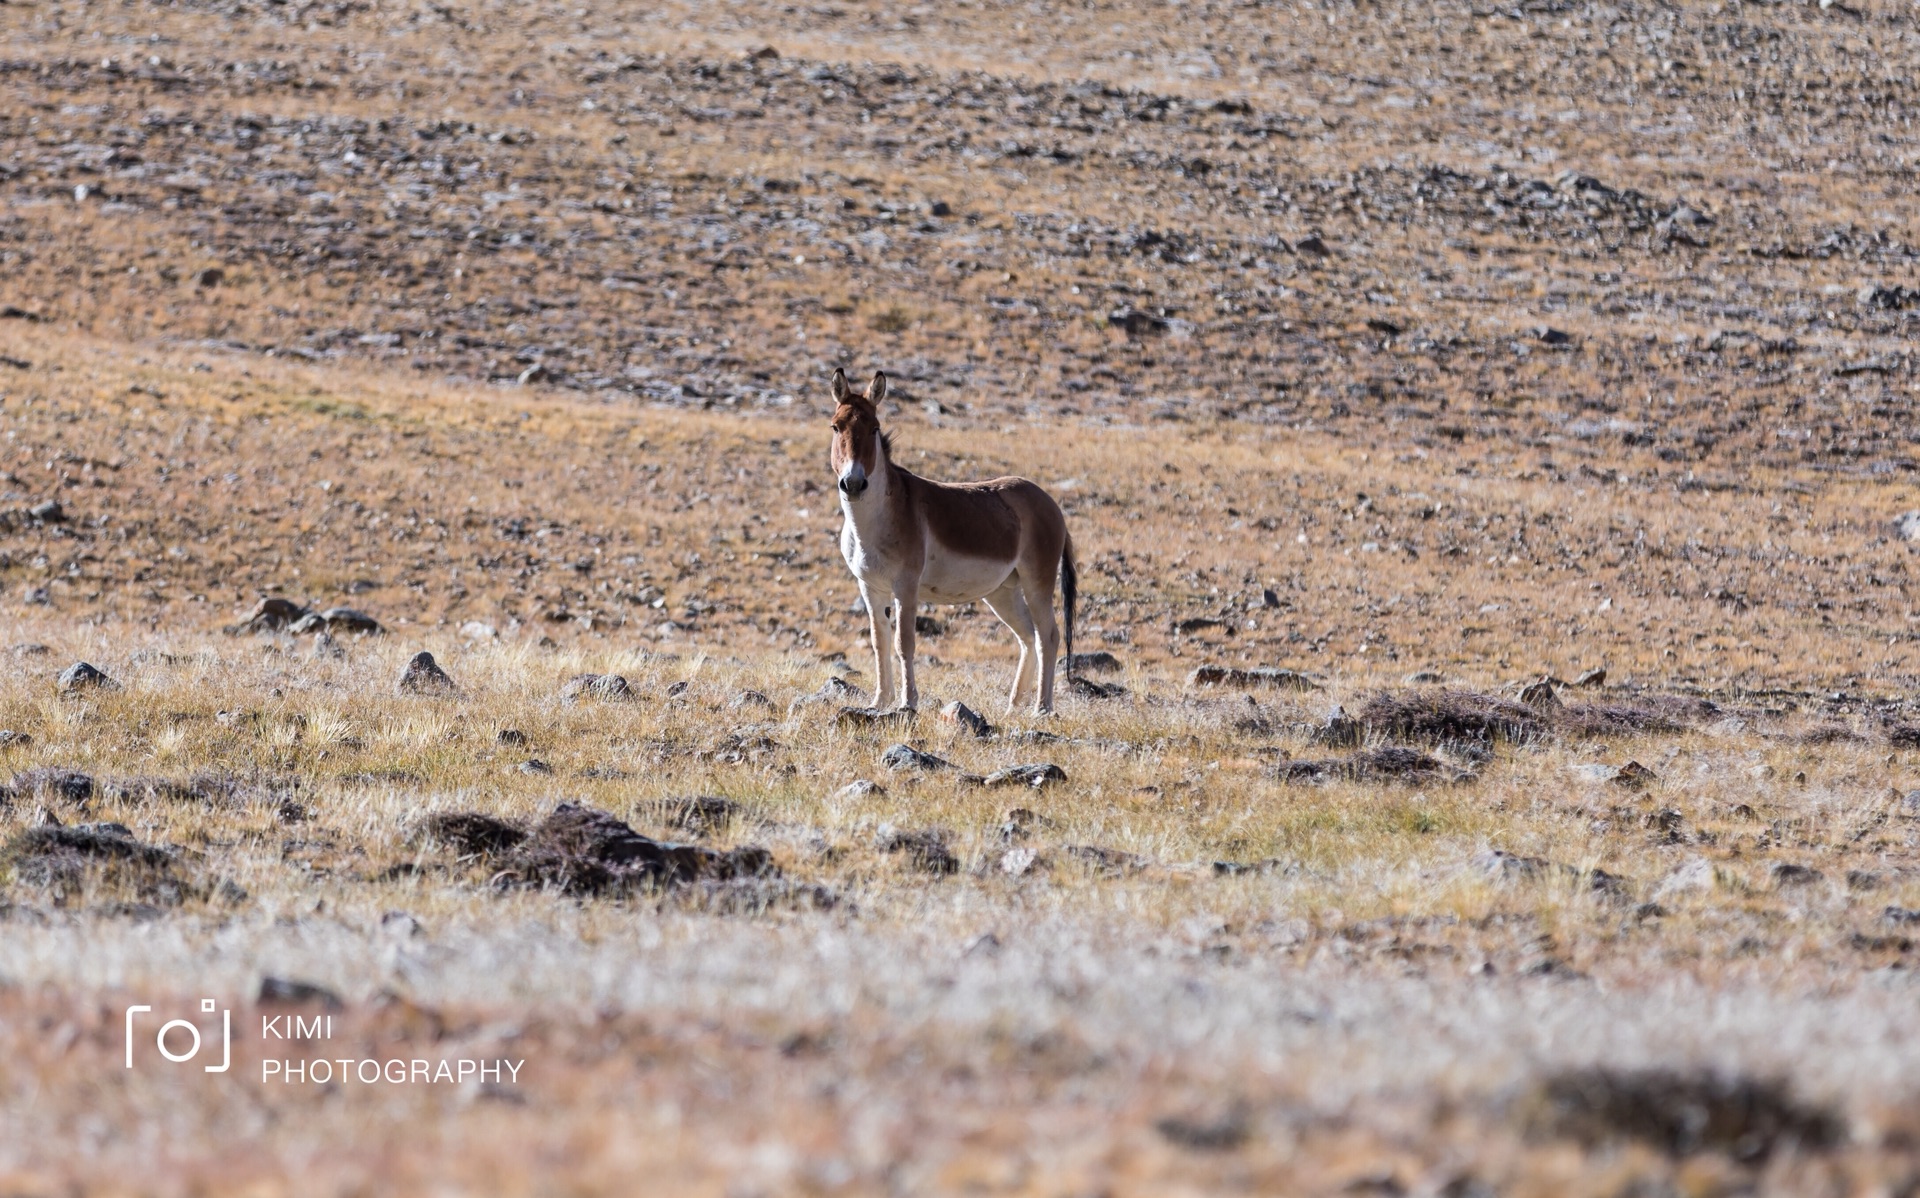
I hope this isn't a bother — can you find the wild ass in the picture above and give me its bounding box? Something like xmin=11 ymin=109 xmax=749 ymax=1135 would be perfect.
xmin=828 ymin=368 xmax=1077 ymax=714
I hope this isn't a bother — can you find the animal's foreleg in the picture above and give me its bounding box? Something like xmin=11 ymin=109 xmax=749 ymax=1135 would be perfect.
xmin=862 ymin=585 xmax=897 ymax=709
xmin=892 ymin=579 xmax=921 ymax=712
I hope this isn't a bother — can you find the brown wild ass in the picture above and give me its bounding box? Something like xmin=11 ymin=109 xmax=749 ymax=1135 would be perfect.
xmin=828 ymin=368 xmax=1077 ymax=714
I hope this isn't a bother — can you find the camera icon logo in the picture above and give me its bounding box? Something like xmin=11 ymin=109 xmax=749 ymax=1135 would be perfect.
xmin=124 ymin=999 xmax=231 ymax=1073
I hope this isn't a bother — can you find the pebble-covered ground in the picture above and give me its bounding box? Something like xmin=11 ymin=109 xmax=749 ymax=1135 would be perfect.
xmin=5 ymin=1 xmax=1920 ymax=1194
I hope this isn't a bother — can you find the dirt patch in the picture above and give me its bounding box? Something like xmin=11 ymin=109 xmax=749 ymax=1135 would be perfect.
xmin=482 ymin=803 xmax=774 ymax=897
xmin=415 ymin=812 xmax=528 ymax=857
xmin=1 ymin=824 xmax=195 ymax=906
xmin=1353 ymin=689 xmax=1706 ymax=746
xmin=1355 ymin=691 xmax=1547 ymax=746
xmin=1519 ymin=1066 xmax=1843 ymax=1161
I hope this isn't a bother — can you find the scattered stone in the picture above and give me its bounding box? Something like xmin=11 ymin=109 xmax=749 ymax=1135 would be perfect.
xmin=20 ymin=586 xmax=50 ymax=606
xmin=28 ymin=500 xmax=64 ymax=523
xmin=1066 ymin=651 xmax=1122 ymax=674
xmin=1474 ymin=849 xmax=1629 ymax=897
xmin=1654 ymin=857 xmax=1717 ymax=899
xmin=1154 ymin=1106 xmax=1250 ymax=1152
xmin=1616 ymin=761 xmax=1658 ymax=788
xmin=1519 ymin=678 xmax=1563 ymax=712
xmin=1403 ymin=670 xmax=1446 ymax=684
xmin=415 ymin=811 xmax=528 ymax=856
xmin=1770 ymin=861 xmax=1823 ymax=888
xmin=983 ymin=762 xmax=1067 ymax=789
xmin=1884 ymin=906 xmax=1920 ymax=926
xmin=665 ymin=681 xmax=689 ymax=698
xmin=10 ymin=643 xmax=50 ymax=657
xmin=289 ymin=607 xmax=383 ymax=636
xmin=517 ymin=759 xmax=554 ymax=776
xmin=880 ymin=743 xmax=955 ymax=772
xmin=0 ymin=731 xmax=29 ymax=749
xmin=561 ymin=673 xmax=632 ymax=702
xmin=1519 ymin=1066 xmax=1841 ymax=1161
xmin=837 ymin=706 xmax=915 ymax=729
xmin=1212 ymin=858 xmax=1289 ymax=876
xmin=1310 ymin=704 xmax=1364 ymax=748
xmin=1175 ymin=616 xmax=1227 ymax=634
xmin=195 ymin=267 xmax=225 ymax=288
xmin=397 ymin=651 xmax=456 ymax=695
xmin=497 ymin=729 xmax=529 ymax=747
xmin=1575 ymin=668 xmax=1608 ymax=688
xmin=1064 ymin=844 xmax=1149 ymax=875
xmin=1860 ymin=284 xmax=1920 ymax=311
xmin=787 ymin=675 xmax=868 ymax=717
xmin=460 ymin=621 xmax=499 ymax=641
xmin=1846 ymin=869 xmax=1882 ymax=892
xmin=878 ymin=828 xmax=959 ymax=874
xmin=310 ymin=632 xmax=344 ymax=661
xmin=940 ymin=701 xmax=992 ymax=738
xmin=1069 ymin=676 xmax=1128 ymax=699
xmin=999 ymin=846 xmax=1043 ymax=876
xmin=257 ymin=977 xmax=344 ymax=1009
xmin=832 ymin=779 xmax=885 ymax=801
xmin=230 ymin=596 xmax=310 ymax=634
xmin=730 ymin=690 xmax=776 ymax=711
xmin=1109 ymin=308 xmax=1169 ymax=338
xmin=56 ymin=661 xmax=116 ymax=694
xmin=1275 ymin=747 xmax=1464 ymax=785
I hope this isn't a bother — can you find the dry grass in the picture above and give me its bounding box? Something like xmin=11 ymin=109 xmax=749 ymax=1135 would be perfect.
xmin=6 ymin=0 xmax=1920 ymax=1192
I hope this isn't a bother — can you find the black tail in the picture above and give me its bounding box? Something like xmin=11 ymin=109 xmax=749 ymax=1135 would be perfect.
xmin=1061 ymin=532 xmax=1078 ymax=681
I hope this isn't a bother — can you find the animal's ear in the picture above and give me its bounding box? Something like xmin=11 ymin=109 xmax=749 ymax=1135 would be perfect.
xmin=830 ymin=367 xmax=852 ymax=404
xmin=865 ymin=371 xmax=888 ymax=405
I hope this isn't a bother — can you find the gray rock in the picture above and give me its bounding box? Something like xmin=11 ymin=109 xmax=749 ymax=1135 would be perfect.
xmin=983 ymin=763 xmax=1067 ymax=789
xmin=1189 ymin=665 xmax=1318 ymax=691
xmin=231 ymin=596 xmax=310 ymax=634
xmin=1065 ymin=651 xmax=1122 ymax=674
xmin=397 ymin=651 xmax=456 ymax=695
xmin=1770 ymin=861 xmax=1822 ymax=888
xmin=56 ymin=661 xmax=116 ymax=694
xmin=561 ymin=673 xmax=632 ymax=702
xmin=832 ymin=779 xmax=885 ymax=801
xmin=837 ymin=706 xmax=916 ymax=729
xmin=257 ymin=977 xmax=343 ymax=1008
xmin=290 ymin=607 xmax=383 ymax=636
xmin=940 ymin=701 xmax=992 ymax=738
xmin=881 ymin=743 xmax=954 ymax=772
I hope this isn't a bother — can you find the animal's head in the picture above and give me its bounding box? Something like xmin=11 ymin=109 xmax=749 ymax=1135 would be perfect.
xmin=829 ymin=367 xmax=889 ymax=498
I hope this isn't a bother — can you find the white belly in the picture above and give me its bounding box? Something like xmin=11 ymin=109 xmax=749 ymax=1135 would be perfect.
xmin=920 ymin=547 xmax=1014 ymax=604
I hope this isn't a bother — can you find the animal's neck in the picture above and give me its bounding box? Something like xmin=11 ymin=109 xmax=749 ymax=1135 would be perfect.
xmin=841 ymin=446 xmax=896 ymax=533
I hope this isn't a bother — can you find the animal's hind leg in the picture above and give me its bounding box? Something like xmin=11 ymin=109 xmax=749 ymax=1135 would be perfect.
xmin=981 ymin=581 xmax=1037 ymax=714
xmin=1017 ymin=572 xmax=1061 ymax=714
